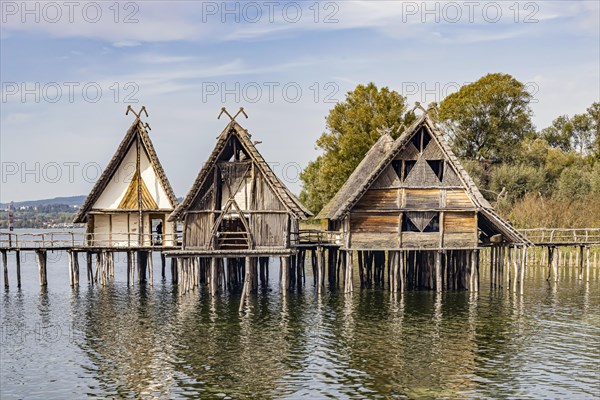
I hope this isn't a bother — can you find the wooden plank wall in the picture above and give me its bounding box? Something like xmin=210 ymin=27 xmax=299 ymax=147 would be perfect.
xmin=348 ymin=187 xmax=478 ymax=249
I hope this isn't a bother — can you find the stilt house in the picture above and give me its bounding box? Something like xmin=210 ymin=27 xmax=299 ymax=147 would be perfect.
xmin=317 ymin=113 xmax=530 ymax=290
xmin=74 ymin=113 xmax=178 ymax=247
xmin=168 ymin=119 xmax=312 ymax=253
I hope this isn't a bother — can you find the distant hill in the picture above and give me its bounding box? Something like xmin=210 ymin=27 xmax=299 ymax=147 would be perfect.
xmin=1 ymin=195 xmax=87 ymax=209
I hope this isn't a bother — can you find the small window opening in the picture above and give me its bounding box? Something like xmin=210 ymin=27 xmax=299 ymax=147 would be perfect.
xmin=403 ymin=160 xmax=416 ymax=181
xmin=427 ymin=160 xmax=444 ymax=181
xmin=401 ymin=215 xmax=420 ymax=232
xmin=423 ymin=214 xmax=440 ymax=232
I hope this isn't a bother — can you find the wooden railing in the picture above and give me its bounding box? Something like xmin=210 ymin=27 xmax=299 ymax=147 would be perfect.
xmin=517 ymin=228 xmax=600 ymax=245
xmin=0 ymin=231 xmax=182 ymax=249
xmin=2 ymin=228 xmax=597 ymax=250
xmin=293 ymin=230 xmax=340 ymax=246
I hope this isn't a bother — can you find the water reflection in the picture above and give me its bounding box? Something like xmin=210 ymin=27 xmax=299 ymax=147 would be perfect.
xmin=0 ymin=262 xmax=599 ymax=399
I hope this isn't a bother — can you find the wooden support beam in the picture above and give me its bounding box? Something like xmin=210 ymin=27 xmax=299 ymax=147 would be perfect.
xmin=239 ymin=256 xmax=251 ymax=312
xmin=553 ymin=246 xmax=559 ymax=282
xmin=73 ymin=251 xmax=80 ymax=286
xmin=512 ymin=245 xmax=518 ymax=292
xmin=547 ymin=247 xmax=553 ymax=281
xmin=2 ymin=250 xmax=8 ymax=289
xmin=15 ymin=250 xmax=21 ymax=288
xmin=578 ymin=246 xmax=584 ymax=281
xmin=36 ymin=250 xmax=47 ymax=287
xmin=86 ymin=252 xmax=93 ymax=286
xmin=126 ymin=251 xmax=131 ymax=286
xmin=473 ymin=249 xmax=480 ymax=292
xmin=68 ymin=250 xmax=74 ymax=287
xmin=210 ymin=257 xmax=217 ymax=295
xmin=148 ymin=251 xmax=153 ymax=286
xmin=435 ymin=251 xmax=442 ymax=293
xmin=345 ymin=250 xmax=353 ymax=293
xmin=586 ymin=246 xmax=590 ymax=283
xmin=316 ymin=247 xmax=324 ymax=293
xmin=280 ymin=257 xmax=288 ymax=291
xmin=520 ymin=247 xmax=526 ymax=295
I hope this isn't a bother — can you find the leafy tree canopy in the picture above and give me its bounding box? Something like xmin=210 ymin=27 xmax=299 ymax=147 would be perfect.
xmin=438 ymin=73 xmax=535 ymax=163
xmin=300 ymin=83 xmax=414 ymax=213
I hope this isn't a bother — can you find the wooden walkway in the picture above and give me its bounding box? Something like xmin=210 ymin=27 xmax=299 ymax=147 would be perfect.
xmin=1 ymin=228 xmax=599 ymax=251
xmin=1 ymin=228 xmax=598 ymax=295
xmin=518 ymin=228 xmax=600 ymax=246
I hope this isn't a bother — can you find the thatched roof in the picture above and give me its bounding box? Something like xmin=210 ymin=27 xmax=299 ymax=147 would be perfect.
xmin=316 ymin=132 xmax=395 ymax=219
xmin=317 ymin=114 xmax=529 ymax=244
xmin=74 ymin=119 xmax=178 ymax=223
xmin=169 ymin=121 xmax=312 ymax=222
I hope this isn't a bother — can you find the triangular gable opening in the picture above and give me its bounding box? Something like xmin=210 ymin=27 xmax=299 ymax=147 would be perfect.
xmin=409 ymin=127 xmax=432 ymax=152
xmin=402 ymin=211 xmax=439 ymax=232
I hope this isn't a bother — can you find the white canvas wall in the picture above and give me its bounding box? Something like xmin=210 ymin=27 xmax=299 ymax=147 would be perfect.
xmin=92 ymin=139 xmax=172 ymax=210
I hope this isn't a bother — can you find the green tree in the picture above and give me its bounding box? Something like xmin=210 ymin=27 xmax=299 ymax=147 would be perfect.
xmin=540 ymin=115 xmax=573 ymax=152
xmin=300 ymin=83 xmax=414 ymax=213
xmin=556 ymin=165 xmax=592 ymax=201
xmin=588 ymin=102 xmax=600 ymax=157
xmin=438 ymin=73 xmax=535 ymax=163
xmin=571 ymin=113 xmax=594 ymax=156
xmin=489 ymin=163 xmax=547 ymax=205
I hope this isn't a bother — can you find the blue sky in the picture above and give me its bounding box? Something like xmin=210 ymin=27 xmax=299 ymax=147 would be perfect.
xmin=1 ymin=0 xmax=599 ymax=202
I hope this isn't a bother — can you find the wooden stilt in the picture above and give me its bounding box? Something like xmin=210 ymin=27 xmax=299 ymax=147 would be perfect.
xmin=36 ymin=250 xmax=47 ymax=287
xmin=490 ymin=247 xmax=495 ymax=288
xmin=553 ymin=247 xmax=559 ymax=282
xmin=15 ymin=250 xmax=21 ymax=288
xmin=280 ymin=257 xmax=287 ymax=291
xmin=510 ymin=245 xmax=517 ymax=292
xmin=239 ymin=256 xmax=251 ymax=312
xmin=547 ymin=247 xmax=553 ymax=281
xmin=317 ymin=247 xmax=324 ymax=293
xmin=68 ymin=250 xmax=74 ymax=287
xmin=473 ymin=249 xmax=480 ymax=292
xmin=210 ymin=257 xmax=217 ymax=295
xmin=86 ymin=252 xmax=93 ymax=286
xmin=586 ymin=246 xmax=591 ymax=283
xmin=435 ymin=251 xmax=442 ymax=292
xmin=520 ymin=247 xmax=526 ymax=295
xmin=161 ymin=253 xmax=166 ymax=278
xmin=73 ymin=251 xmax=80 ymax=286
xmin=2 ymin=250 xmax=8 ymax=289
xmin=578 ymin=246 xmax=584 ymax=281
xmin=127 ymin=251 xmax=132 ymax=286
xmin=148 ymin=251 xmax=153 ymax=286
xmin=171 ymin=257 xmax=177 ymax=283
xmin=344 ymin=251 xmax=353 ymax=293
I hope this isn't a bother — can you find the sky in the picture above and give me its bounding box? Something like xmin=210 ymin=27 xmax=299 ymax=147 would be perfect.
xmin=1 ymin=0 xmax=599 ymax=203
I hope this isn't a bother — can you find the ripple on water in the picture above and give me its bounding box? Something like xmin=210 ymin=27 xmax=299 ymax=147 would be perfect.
xmin=1 ymin=261 xmax=599 ymax=399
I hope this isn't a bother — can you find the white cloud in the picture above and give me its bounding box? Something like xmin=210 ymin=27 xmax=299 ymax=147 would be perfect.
xmin=112 ymin=41 xmax=141 ymax=48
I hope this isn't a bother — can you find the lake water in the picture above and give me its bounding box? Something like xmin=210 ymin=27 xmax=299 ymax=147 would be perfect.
xmin=1 ymin=249 xmax=599 ymax=399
